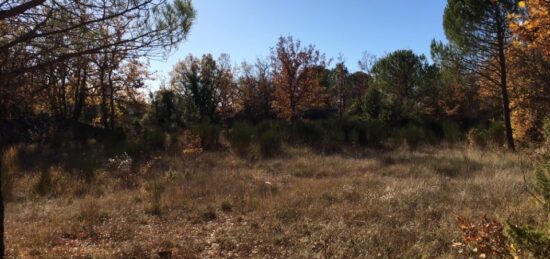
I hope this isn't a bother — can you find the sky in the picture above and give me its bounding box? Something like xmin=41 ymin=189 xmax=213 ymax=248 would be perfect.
xmin=148 ymin=0 xmax=448 ymax=88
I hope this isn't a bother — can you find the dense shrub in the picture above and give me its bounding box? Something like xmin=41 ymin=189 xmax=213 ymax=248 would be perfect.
xmin=256 ymin=120 xmax=287 ymax=137
xmin=341 ymin=117 xmax=367 ymax=146
xmin=506 ymin=149 xmax=550 ymax=257
xmin=194 ymin=123 xmax=221 ymax=150
xmin=442 ymin=121 xmax=462 ymax=143
xmin=227 ymin=122 xmax=255 ymax=155
xmin=143 ymin=126 xmax=167 ymax=149
xmin=395 ymin=123 xmax=427 ymax=149
xmin=293 ymin=120 xmax=324 ymax=146
xmin=467 ymin=127 xmax=488 ymax=148
xmin=259 ymin=129 xmax=283 ymax=158
xmin=364 ymin=119 xmax=388 ymax=147
xmin=319 ymin=120 xmax=345 ymax=152
xmin=149 ymin=89 xmax=185 ymax=131
xmin=543 ymin=117 xmax=550 ymax=144
xmin=466 ymin=122 xmax=505 ymax=148
xmin=487 ymin=121 xmax=505 ymax=147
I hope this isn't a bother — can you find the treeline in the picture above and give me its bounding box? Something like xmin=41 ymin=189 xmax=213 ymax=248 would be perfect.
xmin=0 ymin=0 xmax=196 ymax=145
xmin=1 ymin=0 xmax=549 ymax=152
xmin=148 ymin=0 xmax=550 ymax=150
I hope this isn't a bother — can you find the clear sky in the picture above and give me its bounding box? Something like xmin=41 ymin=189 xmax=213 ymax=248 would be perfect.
xmin=148 ymin=0 xmax=448 ymax=87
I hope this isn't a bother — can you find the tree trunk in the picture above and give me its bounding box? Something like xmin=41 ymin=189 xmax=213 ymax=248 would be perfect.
xmin=72 ymin=67 xmax=87 ymax=122
xmin=108 ymin=70 xmax=115 ymax=130
xmin=496 ymin=4 xmax=515 ymax=151
xmin=99 ymin=65 xmax=109 ymax=129
xmin=0 ymin=147 xmax=5 ymax=258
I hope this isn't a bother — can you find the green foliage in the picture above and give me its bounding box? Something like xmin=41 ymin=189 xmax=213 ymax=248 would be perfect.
xmin=467 ymin=127 xmax=488 ymax=148
xmin=143 ymin=126 xmax=168 ymax=149
xmin=395 ymin=123 xmax=427 ymax=149
xmin=487 ymin=121 xmax=506 ymax=147
xmin=543 ymin=117 xmax=550 ymax=144
xmin=255 ymin=120 xmax=285 ymax=158
xmin=228 ymin=122 xmax=255 ymax=155
xmin=442 ymin=121 xmax=462 ymax=143
xmin=256 ymin=120 xmax=287 ymax=137
xmin=364 ymin=119 xmax=389 ymax=147
xmin=506 ymin=157 xmax=550 ymax=257
xmin=465 ymin=122 xmax=505 ymax=148
xmin=341 ymin=117 xmax=386 ymax=147
xmin=293 ymin=121 xmax=324 ymax=146
xmin=289 ymin=118 xmax=390 ymax=150
xmin=353 ymin=87 xmax=384 ymax=120
xmin=171 ymin=54 xmax=219 ymax=122
xmin=193 ymin=122 xmax=221 ymax=150
xmin=259 ymin=129 xmax=283 ymax=158
xmin=341 ymin=118 xmax=365 ymax=146
xmin=319 ymin=121 xmax=346 ymax=153
xmin=150 ymin=89 xmax=185 ymax=131
xmin=370 ymin=50 xmax=431 ymax=121
xmin=443 ymin=0 xmax=517 ymax=52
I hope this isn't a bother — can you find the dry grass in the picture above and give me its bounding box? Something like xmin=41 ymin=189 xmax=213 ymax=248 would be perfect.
xmin=3 ymin=145 xmax=540 ymax=258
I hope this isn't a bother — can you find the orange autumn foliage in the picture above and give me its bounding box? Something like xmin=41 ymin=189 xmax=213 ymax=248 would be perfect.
xmin=510 ymin=0 xmax=550 ymax=58
xmin=271 ymin=36 xmax=327 ymax=122
xmin=508 ymin=0 xmax=550 ymax=141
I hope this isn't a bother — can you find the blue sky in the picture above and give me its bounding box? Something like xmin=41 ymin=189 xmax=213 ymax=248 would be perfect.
xmin=149 ymin=0 xmax=448 ymax=87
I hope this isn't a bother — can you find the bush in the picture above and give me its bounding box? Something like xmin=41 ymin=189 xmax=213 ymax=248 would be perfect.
xmin=194 ymin=123 xmax=221 ymax=150
xmin=143 ymin=126 xmax=167 ymax=150
xmin=363 ymin=119 xmax=388 ymax=147
xmin=34 ymin=168 xmax=55 ymax=197
xmin=395 ymin=123 xmax=427 ymax=149
xmin=506 ymin=153 xmax=550 ymax=257
xmin=467 ymin=128 xmax=488 ymax=148
xmin=259 ymin=129 xmax=283 ymax=158
xmin=256 ymin=120 xmax=287 ymax=137
xmin=341 ymin=117 xmax=367 ymax=146
xmin=543 ymin=117 xmax=550 ymax=144
xmin=227 ymin=122 xmax=255 ymax=155
xmin=442 ymin=121 xmax=462 ymax=143
xmin=487 ymin=121 xmax=505 ymax=147
xmin=293 ymin=120 xmax=324 ymax=146
xmin=319 ymin=120 xmax=345 ymax=152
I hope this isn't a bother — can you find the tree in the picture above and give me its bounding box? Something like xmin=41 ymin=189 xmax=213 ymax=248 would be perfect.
xmin=237 ymin=58 xmax=274 ymax=121
xmin=443 ymin=0 xmax=518 ymax=150
xmin=369 ymin=50 xmax=430 ymax=123
xmin=150 ymin=88 xmax=185 ymax=131
xmin=509 ymin=0 xmax=550 ymax=56
xmin=0 ymin=1 xmax=195 ymax=256
xmin=170 ymin=54 xmax=220 ymax=122
xmin=330 ymin=61 xmax=351 ymax=118
xmin=0 ymin=0 xmax=195 ymax=79
xmin=216 ymin=54 xmax=238 ymax=122
xmin=271 ymin=36 xmax=327 ymax=122
xmin=508 ymin=0 xmax=550 ymax=141
xmin=0 ymin=0 xmax=195 ymax=121
xmin=430 ymin=40 xmax=480 ymax=122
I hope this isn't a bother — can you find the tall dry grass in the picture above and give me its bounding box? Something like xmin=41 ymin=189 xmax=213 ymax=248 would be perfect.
xmin=3 ymin=145 xmax=537 ymax=258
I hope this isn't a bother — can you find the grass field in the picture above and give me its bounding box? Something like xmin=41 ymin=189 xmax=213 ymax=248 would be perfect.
xmin=4 ymin=145 xmax=540 ymax=258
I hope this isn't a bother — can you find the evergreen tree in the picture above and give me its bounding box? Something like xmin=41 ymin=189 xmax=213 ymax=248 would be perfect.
xmin=443 ymin=0 xmax=518 ymax=150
